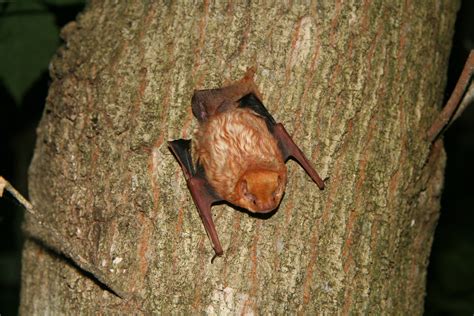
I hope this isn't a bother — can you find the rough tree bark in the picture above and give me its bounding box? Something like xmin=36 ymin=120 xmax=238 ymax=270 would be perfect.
xmin=20 ymin=1 xmax=459 ymax=314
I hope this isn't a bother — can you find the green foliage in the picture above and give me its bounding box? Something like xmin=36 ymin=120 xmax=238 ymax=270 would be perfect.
xmin=0 ymin=1 xmax=84 ymax=314
xmin=0 ymin=0 xmax=84 ymax=106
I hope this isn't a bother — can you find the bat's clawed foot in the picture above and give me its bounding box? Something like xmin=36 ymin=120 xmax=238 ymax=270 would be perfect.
xmin=210 ymin=251 xmax=223 ymax=264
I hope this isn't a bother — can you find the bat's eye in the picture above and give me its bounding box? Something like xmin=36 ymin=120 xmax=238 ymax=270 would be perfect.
xmin=240 ymin=180 xmax=256 ymax=203
xmin=244 ymin=192 xmax=257 ymax=205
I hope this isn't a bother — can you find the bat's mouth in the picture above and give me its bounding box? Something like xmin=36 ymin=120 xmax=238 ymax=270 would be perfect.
xmin=253 ymin=207 xmax=277 ymax=214
xmin=246 ymin=199 xmax=282 ymax=214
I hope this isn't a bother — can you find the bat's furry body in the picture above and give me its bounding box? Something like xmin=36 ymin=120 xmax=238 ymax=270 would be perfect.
xmin=168 ymin=69 xmax=324 ymax=256
xmin=193 ymin=107 xmax=287 ymax=212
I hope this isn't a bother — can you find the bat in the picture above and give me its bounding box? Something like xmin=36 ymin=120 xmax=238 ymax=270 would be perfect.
xmin=168 ymin=69 xmax=325 ymax=257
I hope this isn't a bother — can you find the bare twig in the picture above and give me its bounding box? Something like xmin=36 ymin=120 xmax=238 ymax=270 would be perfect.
xmin=0 ymin=176 xmax=34 ymax=213
xmin=427 ymin=50 xmax=474 ymax=142
xmin=450 ymin=81 xmax=474 ymax=124
xmin=0 ymin=175 xmax=128 ymax=298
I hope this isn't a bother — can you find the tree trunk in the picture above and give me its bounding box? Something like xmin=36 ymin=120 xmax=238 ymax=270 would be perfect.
xmin=20 ymin=1 xmax=459 ymax=314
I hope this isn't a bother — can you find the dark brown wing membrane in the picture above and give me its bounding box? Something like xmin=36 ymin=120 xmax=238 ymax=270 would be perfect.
xmin=238 ymin=93 xmax=325 ymax=189
xmin=169 ymin=72 xmax=323 ymax=258
xmin=168 ymin=140 xmax=224 ymax=256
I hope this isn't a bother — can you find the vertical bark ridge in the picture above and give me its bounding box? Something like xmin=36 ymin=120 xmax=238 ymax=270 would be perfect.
xmin=21 ymin=1 xmax=459 ymax=314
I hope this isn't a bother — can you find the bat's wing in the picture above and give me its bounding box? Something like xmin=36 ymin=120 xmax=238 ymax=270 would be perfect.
xmin=238 ymin=93 xmax=325 ymax=190
xmin=168 ymin=139 xmax=224 ymax=257
xmin=191 ymin=68 xmax=261 ymax=122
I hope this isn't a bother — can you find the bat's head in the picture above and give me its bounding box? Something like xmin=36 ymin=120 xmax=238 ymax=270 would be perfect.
xmin=235 ymin=168 xmax=287 ymax=213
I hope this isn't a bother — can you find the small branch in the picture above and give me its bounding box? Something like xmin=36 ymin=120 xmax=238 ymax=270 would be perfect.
xmin=0 ymin=176 xmax=34 ymax=214
xmin=0 ymin=175 xmax=129 ymax=299
xmin=451 ymin=81 xmax=474 ymax=123
xmin=427 ymin=50 xmax=474 ymax=142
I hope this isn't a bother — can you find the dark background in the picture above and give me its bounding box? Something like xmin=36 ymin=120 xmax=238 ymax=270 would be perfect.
xmin=0 ymin=1 xmax=472 ymax=315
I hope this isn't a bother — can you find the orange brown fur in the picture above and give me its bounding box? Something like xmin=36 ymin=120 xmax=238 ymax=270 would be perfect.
xmin=193 ymin=107 xmax=287 ymax=212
